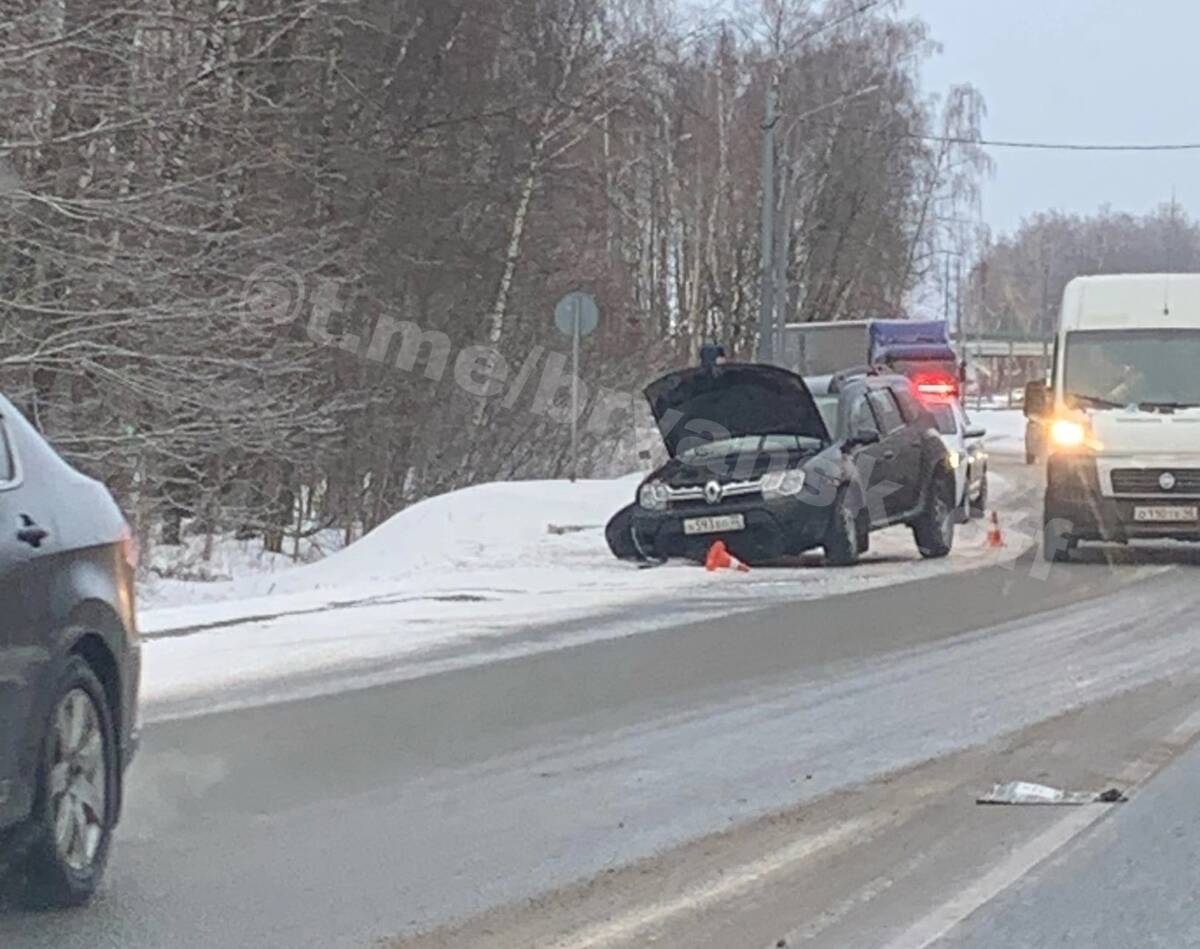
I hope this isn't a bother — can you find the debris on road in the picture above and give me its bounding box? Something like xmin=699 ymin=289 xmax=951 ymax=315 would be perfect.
xmin=546 ymin=523 xmax=600 ymax=536
xmin=977 ymin=780 xmax=1127 ymax=805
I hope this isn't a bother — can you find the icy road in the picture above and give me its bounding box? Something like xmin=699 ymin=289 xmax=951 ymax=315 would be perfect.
xmin=6 ymin=457 xmax=1200 ymax=949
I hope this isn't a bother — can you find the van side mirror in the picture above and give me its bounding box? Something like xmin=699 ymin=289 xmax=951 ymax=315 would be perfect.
xmin=1024 ymin=381 xmax=1050 ymax=418
xmin=964 ymin=425 xmax=986 ymax=440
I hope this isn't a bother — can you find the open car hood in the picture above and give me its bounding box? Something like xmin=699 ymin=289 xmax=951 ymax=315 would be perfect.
xmin=644 ymin=363 xmax=831 ymax=457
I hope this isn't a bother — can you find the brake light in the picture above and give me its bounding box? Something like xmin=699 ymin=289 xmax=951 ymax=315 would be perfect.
xmin=914 ymin=372 xmax=959 ymax=400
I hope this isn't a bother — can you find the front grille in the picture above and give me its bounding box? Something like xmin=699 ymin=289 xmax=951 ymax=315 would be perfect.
xmin=1111 ymin=468 xmax=1200 ymax=496
xmin=665 ymin=478 xmax=762 ymax=510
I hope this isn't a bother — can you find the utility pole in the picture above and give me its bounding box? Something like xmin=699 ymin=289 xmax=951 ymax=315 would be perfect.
xmin=955 ymin=258 xmax=964 ymax=344
xmin=944 ymin=254 xmax=951 ymax=325
xmin=757 ymin=74 xmax=777 ymax=363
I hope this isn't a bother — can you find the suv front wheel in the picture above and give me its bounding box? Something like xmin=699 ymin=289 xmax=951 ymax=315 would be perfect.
xmin=912 ymin=477 xmax=955 ymax=559
xmin=823 ymin=490 xmax=862 ymax=567
xmin=17 ymin=655 xmax=119 ymax=908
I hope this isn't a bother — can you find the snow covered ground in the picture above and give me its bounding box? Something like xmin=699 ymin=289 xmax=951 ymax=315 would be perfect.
xmin=138 ymin=448 xmax=1040 ymax=721
xmin=970 ymin=408 xmax=1027 ymax=457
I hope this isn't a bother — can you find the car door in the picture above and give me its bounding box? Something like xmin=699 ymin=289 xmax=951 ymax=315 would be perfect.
xmin=0 ymin=414 xmax=54 ymax=824
xmin=842 ymin=388 xmax=892 ymax=526
xmin=0 ymin=417 xmax=32 ymax=819
xmin=868 ymin=387 xmax=920 ymax=517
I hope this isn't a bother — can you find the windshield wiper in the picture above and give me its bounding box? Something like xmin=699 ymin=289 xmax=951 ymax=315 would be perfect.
xmin=1065 ymin=392 xmax=1123 ymax=410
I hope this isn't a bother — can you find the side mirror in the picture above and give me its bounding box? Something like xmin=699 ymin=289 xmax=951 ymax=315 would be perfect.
xmin=1024 ymin=381 xmax=1050 ymax=418
xmin=843 ymin=429 xmax=881 ymax=452
xmin=964 ymin=425 xmax=986 ymax=440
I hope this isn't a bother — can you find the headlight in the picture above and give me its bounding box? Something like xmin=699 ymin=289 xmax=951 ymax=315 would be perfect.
xmin=947 ymin=450 xmax=960 ymax=470
xmin=638 ymin=480 xmax=670 ymax=511
xmin=1050 ymin=418 xmax=1087 ymax=449
xmin=761 ymin=469 xmax=806 ymax=499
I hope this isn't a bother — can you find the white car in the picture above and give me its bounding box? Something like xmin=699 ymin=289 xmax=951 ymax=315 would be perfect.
xmin=926 ymin=398 xmax=989 ymax=521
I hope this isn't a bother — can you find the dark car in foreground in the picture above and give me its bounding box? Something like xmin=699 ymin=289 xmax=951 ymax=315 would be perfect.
xmin=0 ymin=396 xmax=140 ymax=907
xmin=607 ymin=364 xmax=958 ymax=566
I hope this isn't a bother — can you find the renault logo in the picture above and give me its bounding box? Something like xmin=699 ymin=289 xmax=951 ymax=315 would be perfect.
xmin=1160 ymin=471 xmax=1178 ymax=491
xmin=704 ymin=481 xmax=723 ymax=504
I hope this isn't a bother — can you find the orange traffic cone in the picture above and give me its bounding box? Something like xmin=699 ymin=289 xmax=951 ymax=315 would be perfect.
xmin=705 ymin=540 xmax=750 ymax=572
xmin=986 ymin=511 xmax=1005 ymax=548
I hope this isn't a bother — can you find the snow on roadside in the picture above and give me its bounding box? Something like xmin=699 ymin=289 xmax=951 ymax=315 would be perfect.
xmin=971 ymin=408 xmax=1026 ymax=457
xmin=139 ymin=464 xmax=1038 ymax=720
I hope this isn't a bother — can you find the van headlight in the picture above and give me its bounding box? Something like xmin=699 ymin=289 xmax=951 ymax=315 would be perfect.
xmin=761 ymin=469 xmax=806 ymax=499
xmin=1050 ymin=418 xmax=1087 ymax=449
xmin=638 ymin=480 xmax=670 ymax=511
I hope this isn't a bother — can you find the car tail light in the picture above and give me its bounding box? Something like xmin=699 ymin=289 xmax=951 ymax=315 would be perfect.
xmin=914 ymin=372 xmax=959 ymax=400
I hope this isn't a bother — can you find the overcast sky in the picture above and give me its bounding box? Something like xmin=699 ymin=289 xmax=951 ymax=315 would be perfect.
xmin=907 ymin=0 xmax=1200 ymax=237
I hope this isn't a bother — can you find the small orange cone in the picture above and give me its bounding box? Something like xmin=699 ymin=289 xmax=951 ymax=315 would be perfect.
xmin=986 ymin=511 xmax=1005 ymax=548
xmin=705 ymin=540 xmax=750 ymax=572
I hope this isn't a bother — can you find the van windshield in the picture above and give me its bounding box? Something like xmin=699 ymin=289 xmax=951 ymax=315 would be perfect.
xmin=1063 ymin=329 xmax=1200 ymax=409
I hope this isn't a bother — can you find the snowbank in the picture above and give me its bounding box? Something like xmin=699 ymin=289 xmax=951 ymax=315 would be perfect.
xmin=972 ymin=409 xmax=1026 ymax=458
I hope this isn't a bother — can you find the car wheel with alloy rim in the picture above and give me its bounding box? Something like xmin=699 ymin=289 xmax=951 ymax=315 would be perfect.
xmin=17 ymin=655 xmax=118 ymax=908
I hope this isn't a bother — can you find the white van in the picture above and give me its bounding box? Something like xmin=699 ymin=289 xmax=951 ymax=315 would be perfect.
xmin=1027 ymin=274 xmax=1200 ymax=561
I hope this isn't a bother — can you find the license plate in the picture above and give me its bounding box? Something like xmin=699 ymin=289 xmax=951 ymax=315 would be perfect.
xmin=683 ymin=514 xmax=746 ymax=535
xmin=1134 ymin=505 xmax=1199 ymax=523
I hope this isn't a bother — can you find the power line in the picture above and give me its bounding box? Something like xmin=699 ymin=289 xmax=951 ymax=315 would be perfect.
xmin=903 ymin=132 xmax=1200 ymax=152
xmin=808 ymin=118 xmax=1200 ymax=152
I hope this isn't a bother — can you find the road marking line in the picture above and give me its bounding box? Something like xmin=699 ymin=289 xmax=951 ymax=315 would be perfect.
xmin=877 ymin=805 xmax=1104 ymax=949
xmin=550 ymin=814 xmax=884 ymax=949
xmin=880 ymin=704 xmax=1200 ymax=949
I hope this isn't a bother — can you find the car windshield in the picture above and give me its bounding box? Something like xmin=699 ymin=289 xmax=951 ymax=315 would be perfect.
xmin=1064 ymin=329 xmax=1200 ymax=408
xmin=678 ymin=434 xmax=825 ymax=461
xmin=815 ymin=395 xmax=841 ymax=436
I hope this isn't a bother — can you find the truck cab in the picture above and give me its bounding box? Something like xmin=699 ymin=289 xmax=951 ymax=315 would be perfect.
xmin=1028 ymin=274 xmax=1200 ymax=561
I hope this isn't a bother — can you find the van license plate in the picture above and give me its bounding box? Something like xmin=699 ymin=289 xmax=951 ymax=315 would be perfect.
xmin=683 ymin=514 xmax=746 ymax=535
xmin=1134 ymin=505 xmax=1199 ymax=523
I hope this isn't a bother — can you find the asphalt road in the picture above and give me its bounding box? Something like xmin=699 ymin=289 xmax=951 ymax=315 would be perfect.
xmin=4 ymin=463 xmax=1200 ymax=949
xmin=936 ymin=723 xmax=1200 ymax=949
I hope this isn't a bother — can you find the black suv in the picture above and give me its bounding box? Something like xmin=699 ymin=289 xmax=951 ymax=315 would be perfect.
xmin=0 ymin=396 xmax=140 ymax=907
xmin=607 ymin=364 xmax=957 ymax=566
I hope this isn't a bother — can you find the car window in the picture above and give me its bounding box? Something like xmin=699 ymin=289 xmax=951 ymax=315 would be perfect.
xmin=929 ymin=403 xmax=958 ymax=435
xmin=867 ymin=389 xmax=905 ymax=434
xmin=0 ymin=422 xmax=14 ymax=484
xmin=891 ymin=384 xmax=925 ymax=423
xmin=846 ymin=392 xmax=878 ymax=435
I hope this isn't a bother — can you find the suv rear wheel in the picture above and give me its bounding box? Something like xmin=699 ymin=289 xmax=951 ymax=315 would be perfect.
xmin=17 ymin=655 xmax=118 ymax=908
xmin=912 ymin=477 xmax=955 ymax=559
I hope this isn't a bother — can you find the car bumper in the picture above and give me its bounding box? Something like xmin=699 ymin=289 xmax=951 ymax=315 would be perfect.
xmin=629 ymin=495 xmax=836 ymax=563
xmin=1046 ymin=454 xmax=1200 ymax=541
